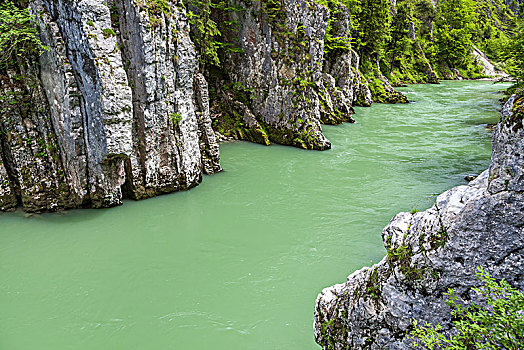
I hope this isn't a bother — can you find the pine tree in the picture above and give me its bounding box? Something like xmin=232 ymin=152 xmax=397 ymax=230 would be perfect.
xmin=0 ymin=1 xmax=47 ymax=69
xmin=356 ymin=0 xmax=391 ymax=60
xmin=386 ymin=1 xmax=413 ymax=72
xmin=186 ymin=0 xmax=223 ymax=71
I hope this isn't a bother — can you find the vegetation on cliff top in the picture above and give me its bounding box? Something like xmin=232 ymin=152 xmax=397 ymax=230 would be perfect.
xmin=3 ymin=0 xmax=523 ymax=97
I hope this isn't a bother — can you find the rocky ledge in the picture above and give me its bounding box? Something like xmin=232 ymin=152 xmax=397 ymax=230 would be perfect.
xmin=314 ymin=93 xmax=524 ymax=349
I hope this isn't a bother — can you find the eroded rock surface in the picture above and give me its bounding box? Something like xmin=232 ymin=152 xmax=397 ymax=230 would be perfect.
xmin=0 ymin=0 xmax=221 ymax=212
xmin=209 ymin=0 xmax=372 ymax=150
xmin=314 ymin=95 xmax=524 ymax=349
xmin=0 ymin=0 xmax=410 ymax=212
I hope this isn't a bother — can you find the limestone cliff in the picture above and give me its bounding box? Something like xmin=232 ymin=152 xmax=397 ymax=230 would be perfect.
xmin=0 ymin=0 xmax=221 ymax=212
xmin=314 ymin=94 xmax=524 ymax=349
xmin=208 ymin=0 xmax=372 ymax=150
xmin=0 ymin=0 xmax=412 ymax=212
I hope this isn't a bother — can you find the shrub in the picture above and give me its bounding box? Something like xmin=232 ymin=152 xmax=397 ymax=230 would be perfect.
xmin=0 ymin=1 xmax=47 ymax=68
xmin=411 ymin=267 xmax=524 ymax=349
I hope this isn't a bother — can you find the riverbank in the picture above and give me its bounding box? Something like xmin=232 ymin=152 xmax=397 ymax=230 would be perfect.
xmin=314 ymin=88 xmax=523 ymax=349
xmin=0 ymin=81 xmax=508 ymax=350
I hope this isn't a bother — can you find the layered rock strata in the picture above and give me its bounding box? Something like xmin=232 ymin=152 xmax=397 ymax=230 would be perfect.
xmin=314 ymin=95 xmax=524 ymax=349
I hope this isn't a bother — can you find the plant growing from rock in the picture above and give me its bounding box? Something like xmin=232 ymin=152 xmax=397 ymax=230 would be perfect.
xmin=0 ymin=1 xmax=47 ymax=69
xmin=411 ymin=267 xmax=524 ymax=349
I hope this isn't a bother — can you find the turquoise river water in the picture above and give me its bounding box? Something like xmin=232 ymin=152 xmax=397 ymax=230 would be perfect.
xmin=0 ymin=81 xmax=509 ymax=349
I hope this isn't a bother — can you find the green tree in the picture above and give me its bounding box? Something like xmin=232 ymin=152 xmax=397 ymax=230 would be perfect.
xmin=505 ymin=21 xmax=524 ymax=84
xmin=186 ymin=0 xmax=223 ymax=70
xmin=411 ymin=267 xmax=524 ymax=349
xmin=435 ymin=0 xmax=477 ymax=68
xmin=323 ymin=0 xmax=352 ymax=55
xmin=471 ymin=0 xmax=517 ymax=62
xmin=386 ymin=0 xmax=413 ymax=72
xmin=0 ymin=1 xmax=47 ymax=69
xmin=185 ymin=0 xmax=244 ymax=71
xmin=352 ymin=0 xmax=391 ymax=60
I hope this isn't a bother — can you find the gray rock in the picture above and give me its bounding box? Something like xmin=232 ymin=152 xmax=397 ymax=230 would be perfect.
xmin=212 ymin=0 xmax=331 ymax=149
xmin=0 ymin=130 xmax=20 ymax=211
xmin=0 ymin=0 xmax=221 ymax=212
xmin=116 ymin=0 xmax=209 ymax=198
xmin=314 ymin=95 xmax=524 ymax=349
xmin=194 ymin=73 xmax=222 ymax=175
xmin=210 ymin=0 xmax=372 ymax=149
xmin=472 ymin=45 xmax=509 ymax=79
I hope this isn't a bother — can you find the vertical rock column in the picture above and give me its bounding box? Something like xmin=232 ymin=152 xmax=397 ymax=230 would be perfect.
xmin=41 ymin=0 xmax=134 ymax=207
xmin=193 ymin=73 xmax=222 ymax=175
xmin=0 ymin=136 xmax=18 ymax=211
xmin=115 ymin=0 xmax=221 ymax=199
xmin=322 ymin=3 xmax=372 ymax=109
xmin=0 ymin=58 xmax=82 ymax=212
xmin=34 ymin=1 xmax=90 ymax=206
xmin=0 ymin=0 xmax=221 ymax=212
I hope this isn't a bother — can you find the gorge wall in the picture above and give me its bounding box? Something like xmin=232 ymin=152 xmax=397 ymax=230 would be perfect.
xmin=0 ymin=0 xmax=221 ymax=212
xmin=0 ymin=0 xmax=380 ymax=212
xmin=313 ymin=94 xmax=524 ymax=349
xmin=0 ymin=0 xmax=511 ymax=213
xmin=207 ymin=0 xmax=373 ymax=150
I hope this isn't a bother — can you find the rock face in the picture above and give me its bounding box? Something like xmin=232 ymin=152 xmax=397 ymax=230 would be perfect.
xmin=0 ymin=0 xmax=221 ymax=212
xmin=314 ymin=94 xmax=524 ymax=349
xmin=209 ymin=0 xmax=372 ymax=150
xmin=472 ymin=45 xmax=509 ymax=79
xmin=322 ymin=3 xmax=373 ymax=109
xmin=0 ymin=0 xmax=410 ymax=212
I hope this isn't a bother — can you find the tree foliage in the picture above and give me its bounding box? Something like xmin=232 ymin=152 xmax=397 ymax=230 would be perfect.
xmin=386 ymin=1 xmax=413 ymax=71
xmin=411 ymin=267 xmax=524 ymax=349
xmin=353 ymin=0 xmax=391 ymax=58
xmin=473 ymin=0 xmax=517 ymax=61
xmin=435 ymin=0 xmax=477 ymax=67
xmin=504 ymin=21 xmax=524 ymax=84
xmin=185 ymin=0 xmax=245 ymax=71
xmin=323 ymin=0 xmax=352 ymax=54
xmin=186 ymin=0 xmax=223 ymax=69
xmin=0 ymin=1 xmax=47 ymax=69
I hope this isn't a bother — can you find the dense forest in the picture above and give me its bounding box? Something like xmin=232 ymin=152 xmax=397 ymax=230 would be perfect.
xmin=2 ymin=0 xmax=524 ymax=97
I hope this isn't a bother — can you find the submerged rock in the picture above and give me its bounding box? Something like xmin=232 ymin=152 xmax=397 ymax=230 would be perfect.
xmin=314 ymin=95 xmax=524 ymax=349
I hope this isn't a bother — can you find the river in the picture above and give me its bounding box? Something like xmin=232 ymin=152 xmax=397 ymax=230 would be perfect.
xmin=0 ymin=81 xmax=509 ymax=349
